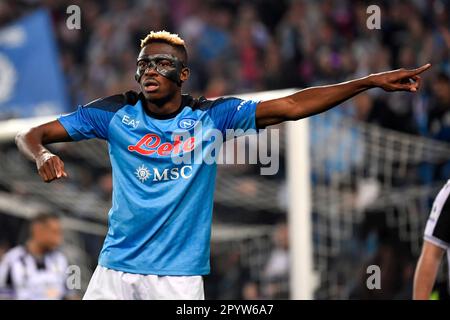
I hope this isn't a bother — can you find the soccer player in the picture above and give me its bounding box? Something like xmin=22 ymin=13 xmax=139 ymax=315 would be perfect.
xmin=15 ymin=31 xmax=430 ymax=300
xmin=413 ymin=181 xmax=450 ymax=300
xmin=0 ymin=212 xmax=76 ymax=300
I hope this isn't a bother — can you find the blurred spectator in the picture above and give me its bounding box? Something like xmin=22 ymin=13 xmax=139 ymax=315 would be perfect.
xmin=349 ymin=237 xmax=415 ymax=299
xmin=367 ymin=92 xmax=420 ymax=134
xmin=428 ymin=72 xmax=450 ymax=141
xmin=426 ymin=72 xmax=450 ymax=180
xmin=0 ymin=0 xmax=446 ymax=110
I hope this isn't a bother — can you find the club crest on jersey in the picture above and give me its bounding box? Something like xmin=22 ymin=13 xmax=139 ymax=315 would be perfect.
xmin=177 ymin=118 xmax=197 ymax=130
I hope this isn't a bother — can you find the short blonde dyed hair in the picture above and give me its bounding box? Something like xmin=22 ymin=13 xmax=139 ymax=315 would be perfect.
xmin=140 ymin=30 xmax=188 ymax=63
xmin=140 ymin=30 xmax=185 ymax=48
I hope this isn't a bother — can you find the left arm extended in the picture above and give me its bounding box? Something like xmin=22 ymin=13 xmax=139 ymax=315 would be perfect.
xmin=255 ymin=64 xmax=431 ymax=128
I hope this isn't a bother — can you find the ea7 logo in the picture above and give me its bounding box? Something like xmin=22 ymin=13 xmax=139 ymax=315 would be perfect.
xmin=178 ymin=118 xmax=196 ymax=130
xmin=122 ymin=115 xmax=140 ymax=129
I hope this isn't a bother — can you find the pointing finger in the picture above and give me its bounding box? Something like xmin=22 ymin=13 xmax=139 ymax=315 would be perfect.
xmin=408 ymin=63 xmax=431 ymax=76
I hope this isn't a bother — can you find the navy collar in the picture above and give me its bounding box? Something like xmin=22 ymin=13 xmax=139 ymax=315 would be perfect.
xmin=138 ymin=92 xmax=194 ymax=120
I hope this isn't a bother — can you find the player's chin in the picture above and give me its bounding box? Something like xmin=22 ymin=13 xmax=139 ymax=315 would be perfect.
xmin=142 ymin=87 xmax=174 ymax=101
xmin=141 ymin=88 xmax=163 ymax=100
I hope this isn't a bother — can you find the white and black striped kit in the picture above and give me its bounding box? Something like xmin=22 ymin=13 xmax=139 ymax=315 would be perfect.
xmin=425 ymin=180 xmax=450 ymax=279
xmin=0 ymin=246 xmax=69 ymax=300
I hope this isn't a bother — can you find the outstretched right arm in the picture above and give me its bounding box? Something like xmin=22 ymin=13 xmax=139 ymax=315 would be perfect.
xmin=15 ymin=120 xmax=71 ymax=183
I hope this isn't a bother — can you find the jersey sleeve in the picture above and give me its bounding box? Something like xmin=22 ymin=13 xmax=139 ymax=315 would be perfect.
xmin=57 ymin=104 xmax=115 ymax=141
xmin=424 ymin=183 xmax=450 ymax=249
xmin=207 ymin=98 xmax=260 ymax=136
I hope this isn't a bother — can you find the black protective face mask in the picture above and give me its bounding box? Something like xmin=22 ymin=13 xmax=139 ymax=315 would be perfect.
xmin=135 ymin=54 xmax=186 ymax=86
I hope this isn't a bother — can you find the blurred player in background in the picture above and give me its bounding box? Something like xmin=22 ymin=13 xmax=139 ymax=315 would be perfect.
xmin=0 ymin=212 xmax=76 ymax=300
xmin=15 ymin=31 xmax=430 ymax=300
xmin=414 ymin=181 xmax=450 ymax=300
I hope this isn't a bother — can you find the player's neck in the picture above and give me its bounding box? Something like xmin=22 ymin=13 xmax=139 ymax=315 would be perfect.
xmin=143 ymin=92 xmax=182 ymax=117
xmin=26 ymin=240 xmax=45 ymax=258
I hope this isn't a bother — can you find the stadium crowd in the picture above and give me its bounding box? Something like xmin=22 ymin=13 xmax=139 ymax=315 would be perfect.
xmin=0 ymin=0 xmax=449 ymax=299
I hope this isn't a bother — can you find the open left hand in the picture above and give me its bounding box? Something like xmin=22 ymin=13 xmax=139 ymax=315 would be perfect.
xmin=370 ymin=63 xmax=431 ymax=92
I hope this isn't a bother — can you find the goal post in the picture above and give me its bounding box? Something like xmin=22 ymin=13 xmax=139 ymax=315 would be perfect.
xmin=286 ymin=119 xmax=314 ymax=299
xmin=232 ymin=89 xmax=314 ymax=299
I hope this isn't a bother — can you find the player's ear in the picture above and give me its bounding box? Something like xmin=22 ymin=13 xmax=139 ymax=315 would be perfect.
xmin=180 ymin=67 xmax=190 ymax=83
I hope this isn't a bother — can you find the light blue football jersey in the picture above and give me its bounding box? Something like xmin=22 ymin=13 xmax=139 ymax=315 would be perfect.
xmin=57 ymin=91 xmax=259 ymax=275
